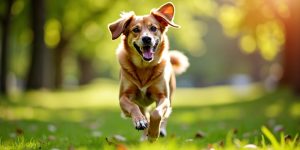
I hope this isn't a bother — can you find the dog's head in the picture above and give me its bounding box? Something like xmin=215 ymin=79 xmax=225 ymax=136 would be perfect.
xmin=108 ymin=2 xmax=180 ymax=62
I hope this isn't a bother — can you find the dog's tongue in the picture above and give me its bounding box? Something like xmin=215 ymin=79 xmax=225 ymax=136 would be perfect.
xmin=142 ymin=47 xmax=153 ymax=60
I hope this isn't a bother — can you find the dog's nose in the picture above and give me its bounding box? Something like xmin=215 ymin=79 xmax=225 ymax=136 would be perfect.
xmin=142 ymin=36 xmax=152 ymax=44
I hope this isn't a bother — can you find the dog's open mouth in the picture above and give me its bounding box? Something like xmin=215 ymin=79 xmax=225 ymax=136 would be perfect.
xmin=141 ymin=46 xmax=153 ymax=61
xmin=133 ymin=43 xmax=154 ymax=61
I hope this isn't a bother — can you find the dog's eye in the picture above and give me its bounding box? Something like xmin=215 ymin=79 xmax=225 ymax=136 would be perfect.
xmin=132 ymin=27 xmax=141 ymax=33
xmin=150 ymin=26 xmax=157 ymax=32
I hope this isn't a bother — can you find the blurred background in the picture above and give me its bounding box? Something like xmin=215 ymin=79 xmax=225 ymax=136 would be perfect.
xmin=1 ymin=1 xmax=300 ymax=149
xmin=0 ymin=0 xmax=299 ymax=95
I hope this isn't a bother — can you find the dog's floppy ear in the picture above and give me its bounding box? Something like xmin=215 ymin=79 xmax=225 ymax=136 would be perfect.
xmin=108 ymin=12 xmax=135 ymax=40
xmin=151 ymin=2 xmax=180 ymax=28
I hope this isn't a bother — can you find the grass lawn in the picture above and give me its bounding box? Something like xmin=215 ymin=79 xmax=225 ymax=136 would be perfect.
xmin=0 ymin=79 xmax=299 ymax=149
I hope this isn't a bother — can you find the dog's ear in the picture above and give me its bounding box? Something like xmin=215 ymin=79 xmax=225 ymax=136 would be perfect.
xmin=108 ymin=12 xmax=134 ymax=40
xmin=151 ymin=2 xmax=180 ymax=28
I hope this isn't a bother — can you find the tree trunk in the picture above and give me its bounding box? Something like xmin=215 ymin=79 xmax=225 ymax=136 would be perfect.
xmin=26 ymin=0 xmax=52 ymax=89
xmin=50 ymin=0 xmax=117 ymax=88
xmin=53 ymin=48 xmax=64 ymax=89
xmin=0 ymin=0 xmax=14 ymax=95
xmin=53 ymin=36 xmax=69 ymax=88
xmin=249 ymin=51 xmax=263 ymax=82
xmin=78 ymin=55 xmax=94 ymax=85
xmin=281 ymin=0 xmax=300 ymax=94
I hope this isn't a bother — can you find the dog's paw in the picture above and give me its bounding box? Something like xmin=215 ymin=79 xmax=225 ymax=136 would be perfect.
xmin=133 ymin=117 xmax=148 ymax=130
xmin=159 ymin=128 xmax=167 ymax=137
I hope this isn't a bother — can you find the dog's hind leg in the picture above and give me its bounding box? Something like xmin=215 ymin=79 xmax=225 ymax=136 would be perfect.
xmin=160 ymin=107 xmax=172 ymax=137
xmin=147 ymin=98 xmax=171 ymax=142
xmin=159 ymin=118 xmax=167 ymax=137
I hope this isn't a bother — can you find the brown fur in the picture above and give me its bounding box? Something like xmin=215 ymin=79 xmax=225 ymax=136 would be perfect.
xmin=108 ymin=2 xmax=189 ymax=142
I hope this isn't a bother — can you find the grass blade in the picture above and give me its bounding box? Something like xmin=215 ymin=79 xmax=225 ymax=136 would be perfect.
xmin=261 ymin=126 xmax=280 ymax=149
xmin=261 ymin=135 xmax=266 ymax=149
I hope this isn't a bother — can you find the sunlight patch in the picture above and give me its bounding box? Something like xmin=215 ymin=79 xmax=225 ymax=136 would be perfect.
xmin=265 ymin=101 xmax=282 ymax=118
xmin=290 ymin=103 xmax=300 ymax=118
xmin=176 ymin=112 xmax=198 ymax=124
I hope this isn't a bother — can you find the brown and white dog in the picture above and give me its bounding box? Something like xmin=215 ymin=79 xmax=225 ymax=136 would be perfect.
xmin=108 ymin=2 xmax=189 ymax=142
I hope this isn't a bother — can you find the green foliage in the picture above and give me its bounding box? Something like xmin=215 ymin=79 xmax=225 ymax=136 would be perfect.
xmin=261 ymin=126 xmax=300 ymax=150
xmin=0 ymin=0 xmax=229 ymax=82
xmin=217 ymin=0 xmax=287 ymax=60
xmin=262 ymin=126 xmax=280 ymax=149
xmin=261 ymin=126 xmax=279 ymax=149
xmin=3 ymin=0 xmax=286 ymax=86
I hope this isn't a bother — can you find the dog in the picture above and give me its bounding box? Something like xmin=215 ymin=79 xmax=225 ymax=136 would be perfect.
xmin=108 ymin=2 xmax=189 ymax=142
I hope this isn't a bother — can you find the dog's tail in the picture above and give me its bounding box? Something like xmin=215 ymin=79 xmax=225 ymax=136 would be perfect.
xmin=169 ymin=50 xmax=189 ymax=75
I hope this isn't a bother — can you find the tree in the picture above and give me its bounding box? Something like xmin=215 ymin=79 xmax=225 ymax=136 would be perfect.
xmin=0 ymin=0 xmax=14 ymax=94
xmin=217 ymin=0 xmax=300 ymax=94
xmin=77 ymin=55 xmax=94 ymax=85
xmin=280 ymin=0 xmax=300 ymax=94
xmin=46 ymin=0 xmax=118 ymax=88
xmin=26 ymin=0 xmax=52 ymax=89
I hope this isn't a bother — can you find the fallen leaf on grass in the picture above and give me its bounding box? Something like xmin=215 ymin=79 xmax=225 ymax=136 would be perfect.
xmin=113 ymin=135 xmax=126 ymax=142
xmin=232 ymin=128 xmax=238 ymax=134
xmin=48 ymin=135 xmax=56 ymax=141
xmin=91 ymin=131 xmax=102 ymax=137
xmin=48 ymin=124 xmax=57 ymax=133
xmin=218 ymin=140 xmax=224 ymax=147
xmin=105 ymin=136 xmax=128 ymax=150
xmin=194 ymin=131 xmax=206 ymax=139
xmin=243 ymin=144 xmax=258 ymax=149
xmin=273 ymin=124 xmax=284 ymax=133
xmin=106 ymin=135 xmax=127 ymax=145
xmin=116 ymin=144 xmax=128 ymax=150
xmin=284 ymin=134 xmax=292 ymax=142
xmin=185 ymin=138 xmax=194 ymax=142
xmin=16 ymin=128 xmax=24 ymax=135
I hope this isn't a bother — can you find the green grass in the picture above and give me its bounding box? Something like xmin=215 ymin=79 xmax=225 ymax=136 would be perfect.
xmin=0 ymin=79 xmax=300 ymax=149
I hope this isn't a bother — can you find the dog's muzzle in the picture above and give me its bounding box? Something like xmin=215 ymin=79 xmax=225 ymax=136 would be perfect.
xmin=133 ymin=40 xmax=159 ymax=62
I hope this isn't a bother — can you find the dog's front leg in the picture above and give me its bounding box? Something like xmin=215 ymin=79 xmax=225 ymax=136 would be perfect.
xmin=120 ymin=94 xmax=148 ymax=130
xmin=148 ymin=96 xmax=171 ymax=142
